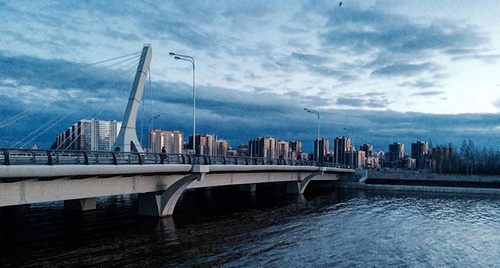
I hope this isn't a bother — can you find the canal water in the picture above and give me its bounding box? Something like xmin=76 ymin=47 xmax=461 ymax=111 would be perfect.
xmin=1 ymin=186 xmax=499 ymax=267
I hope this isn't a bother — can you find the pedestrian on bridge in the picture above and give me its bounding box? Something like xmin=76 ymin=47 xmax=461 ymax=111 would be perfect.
xmin=160 ymin=147 xmax=166 ymax=164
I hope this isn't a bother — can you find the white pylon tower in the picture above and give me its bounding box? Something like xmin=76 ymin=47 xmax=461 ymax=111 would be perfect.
xmin=112 ymin=44 xmax=152 ymax=153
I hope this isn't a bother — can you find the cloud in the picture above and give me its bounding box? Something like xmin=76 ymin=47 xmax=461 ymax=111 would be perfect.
xmin=336 ymin=97 xmax=365 ymax=107
xmin=371 ymin=62 xmax=439 ymax=77
xmin=291 ymin=53 xmax=329 ymax=65
xmin=399 ymin=80 xmax=441 ymax=89
xmin=105 ymin=28 xmax=140 ymax=42
xmin=224 ymin=75 xmax=236 ymax=82
xmin=312 ymin=6 xmax=489 ymax=81
xmin=451 ymin=54 xmax=500 ymax=64
xmin=1 ymin=1 xmax=498 ymax=151
xmin=0 ymin=52 xmax=136 ymax=93
xmin=493 ymin=99 xmax=500 ymax=111
xmin=320 ymin=8 xmax=485 ymax=55
xmin=335 ymin=96 xmax=390 ymax=109
xmin=412 ymin=91 xmax=445 ymax=96
xmin=279 ymin=25 xmax=307 ymax=34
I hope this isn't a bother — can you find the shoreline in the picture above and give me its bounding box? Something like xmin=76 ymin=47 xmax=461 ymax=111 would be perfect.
xmin=341 ymin=170 xmax=500 ymax=195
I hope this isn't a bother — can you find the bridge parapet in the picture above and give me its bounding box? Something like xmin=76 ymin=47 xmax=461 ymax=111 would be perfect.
xmin=0 ymin=148 xmax=353 ymax=169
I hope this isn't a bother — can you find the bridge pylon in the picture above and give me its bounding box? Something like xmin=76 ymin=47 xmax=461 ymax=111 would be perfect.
xmin=112 ymin=44 xmax=152 ymax=153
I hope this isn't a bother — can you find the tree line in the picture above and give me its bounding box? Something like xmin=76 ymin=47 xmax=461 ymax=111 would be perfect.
xmin=430 ymin=138 xmax=500 ymax=176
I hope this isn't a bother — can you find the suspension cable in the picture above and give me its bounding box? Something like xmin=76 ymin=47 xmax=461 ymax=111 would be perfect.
xmin=54 ymin=65 xmax=139 ymax=150
xmin=0 ymin=111 xmax=32 ymax=128
xmin=18 ymin=114 xmax=71 ymax=149
xmin=7 ymin=50 xmax=144 ymax=149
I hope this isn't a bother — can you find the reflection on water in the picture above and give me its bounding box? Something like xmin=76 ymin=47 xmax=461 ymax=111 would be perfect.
xmin=1 ymin=185 xmax=500 ymax=267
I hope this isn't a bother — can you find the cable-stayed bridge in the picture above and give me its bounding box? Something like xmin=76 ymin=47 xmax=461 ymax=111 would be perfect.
xmin=0 ymin=45 xmax=354 ymax=217
xmin=0 ymin=149 xmax=353 ymax=216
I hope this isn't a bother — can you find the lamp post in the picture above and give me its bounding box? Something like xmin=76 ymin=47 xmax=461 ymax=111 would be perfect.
xmin=146 ymin=114 xmax=160 ymax=152
xmin=140 ymin=114 xmax=160 ymax=148
xmin=169 ymin=52 xmax=196 ymax=155
xmin=304 ymin=108 xmax=320 ymax=164
xmin=148 ymin=114 xmax=160 ymax=134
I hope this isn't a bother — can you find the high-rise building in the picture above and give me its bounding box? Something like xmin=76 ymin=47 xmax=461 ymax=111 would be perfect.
xmin=289 ymin=140 xmax=302 ymax=160
xmin=53 ymin=119 xmax=121 ymax=151
xmin=248 ymin=137 xmax=277 ymax=158
xmin=188 ymin=134 xmax=214 ymax=155
xmin=148 ymin=129 xmax=183 ymax=154
xmin=277 ymin=140 xmax=290 ymax=159
xmin=236 ymin=144 xmax=249 ymax=157
xmin=345 ymin=149 xmax=366 ymax=169
xmin=360 ymin=144 xmax=373 ymax=157
xmin=314 ymin=138 xmax=329 ymax=162
xmin=213 ymin=139 xmax=230 ymax=156
xmin=388 ymin=142 xmax=404 ymax=162
xmin=334 ymin=136 xmax=351 ymax=164
xmin=411 ymin=141 xmax=429 ymax=169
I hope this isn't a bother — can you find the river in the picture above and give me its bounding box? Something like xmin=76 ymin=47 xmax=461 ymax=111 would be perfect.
xmin=1 ymin=186 xmax=499 ymax=267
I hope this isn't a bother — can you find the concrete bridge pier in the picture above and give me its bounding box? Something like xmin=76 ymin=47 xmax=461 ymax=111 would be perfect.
xmin=239 ymin=183 xmax=257 ymax=192
xmin=138 ymin=166 xmax=208 ymax=217
xmin=64 ymin=198 xmax=97 ymax=211
xmin=286 ymin=170 xmax=324 ymax=194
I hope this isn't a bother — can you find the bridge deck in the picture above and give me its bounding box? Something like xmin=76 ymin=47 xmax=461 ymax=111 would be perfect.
xmin=0 ymin=149 xmax=353 ymax=213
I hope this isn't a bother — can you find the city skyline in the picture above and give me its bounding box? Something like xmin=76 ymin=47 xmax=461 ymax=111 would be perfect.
xmin=49 ymin=118 xmax=496 ymax=166
xmin=0 ymin=1 xmax=499 ymax=152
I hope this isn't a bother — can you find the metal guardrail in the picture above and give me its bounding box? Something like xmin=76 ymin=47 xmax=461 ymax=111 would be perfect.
xmin=0 ymin=148 xmax=353 ymax=169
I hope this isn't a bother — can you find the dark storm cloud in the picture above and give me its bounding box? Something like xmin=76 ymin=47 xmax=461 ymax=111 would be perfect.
xmin=336 ymin=97 xmax=365 ymax=107
xmin=310 ymin=6 xmax=489 ymax=81
xmin=320 ymin=8 xmax=484 ymax=54
xmin=0 ymin=53 xmax=136 ymax=93
xmin=335 ymin=96 xmax=389 ymax=109
xmin=1 ymin=72 xmax=496 ymax=153
xmin=152 ymin=83 xmax=433 ymax=150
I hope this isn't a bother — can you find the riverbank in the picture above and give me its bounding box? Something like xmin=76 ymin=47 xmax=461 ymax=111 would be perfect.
xmin=341 ymin=170 xmax=500 ymax=195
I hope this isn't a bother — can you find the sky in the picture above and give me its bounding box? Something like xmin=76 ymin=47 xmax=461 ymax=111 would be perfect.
xmin=0 ymin=0 xmax=499 ymax=153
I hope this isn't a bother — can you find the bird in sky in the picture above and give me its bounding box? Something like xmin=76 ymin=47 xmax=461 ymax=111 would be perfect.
xmin=339 ymin=2 xmax=342 ymax=7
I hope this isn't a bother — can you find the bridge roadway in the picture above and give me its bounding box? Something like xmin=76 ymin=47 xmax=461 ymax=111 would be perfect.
xmin=0 ymin=149 xmax=354 ymax=217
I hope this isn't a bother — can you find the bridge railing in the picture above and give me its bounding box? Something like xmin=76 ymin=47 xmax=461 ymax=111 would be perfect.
xmin=0 ymin=148 xmax=353 ymax=169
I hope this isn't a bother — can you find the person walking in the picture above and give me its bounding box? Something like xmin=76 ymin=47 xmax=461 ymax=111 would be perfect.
xmin=160 ymin=146 xmax=166 ymax=164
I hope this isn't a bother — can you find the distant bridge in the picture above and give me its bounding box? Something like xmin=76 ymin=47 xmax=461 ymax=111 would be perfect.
xmin=0 ymin=149 xmax=354 ymax=217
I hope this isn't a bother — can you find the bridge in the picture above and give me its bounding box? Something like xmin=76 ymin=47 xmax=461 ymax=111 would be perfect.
xmin=0 ymin=149 xmax=353 ymax=216
xmin=0 ymin=44 xmax=354 ymax=217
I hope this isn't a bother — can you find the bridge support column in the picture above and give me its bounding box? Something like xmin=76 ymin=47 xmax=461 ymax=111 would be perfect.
xmin=287 ymin=170 xmax=324 ymax=194
xmin=64 ymin=198 xmax=96 ymax=211
xmin=239 ymin=184 xmax=256 ymax=192
xmin=287 ymin=182 xmax=301 ymax=194
xmin=138 ymin=169 xmax=207 ymax=217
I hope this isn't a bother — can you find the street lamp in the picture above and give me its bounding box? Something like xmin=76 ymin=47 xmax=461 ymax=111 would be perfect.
xmin=304 ymin=108 xmax=320 ymax=164
xmin=170 ymin=52 xmax=196 ymax=155
xmin=140 ymin=114 xmax=160 ymax=151
xmin=149 ymin=114 xmax=161 ymax=134
xmin=140 ymin=114 xmax=160 ymax=146
xmin=146 ymin=114 xmax=160 ymax=152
